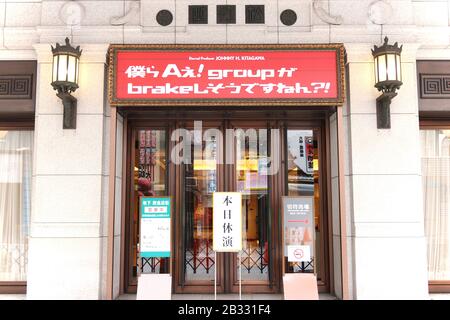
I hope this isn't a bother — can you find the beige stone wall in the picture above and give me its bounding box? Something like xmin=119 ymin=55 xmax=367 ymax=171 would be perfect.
xmin=6 ymin=0 xmax=446 ymax=299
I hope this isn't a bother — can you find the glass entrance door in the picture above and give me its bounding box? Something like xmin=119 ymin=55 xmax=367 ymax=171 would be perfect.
xmin=228 ymin=122 xmax=272 ymax=293
xmin=125 ymin=113 xmax=330 ymax=294
xmin=126 ymin=128 xmax=169 ymax=291
xmin=178 ymin=121 xmax=276 ymax=293
xmin=179 ymin=121 xmax=224 ymax=293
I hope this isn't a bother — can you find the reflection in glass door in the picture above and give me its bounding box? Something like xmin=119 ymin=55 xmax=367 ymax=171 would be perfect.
xmin=179 ymin=123 xmax=275 ymax=293
xmin=127 ymin=118 xmax=329 ymax=294
xmin=128 ymin=129 xmax=168 ymax=290
xmin=233 ymin=128 xmax=270 ymax=287
xmin=285 ymin=129 xmax=322 ymax=280
xmin=182 ymin=129 xmax=218 ymax=285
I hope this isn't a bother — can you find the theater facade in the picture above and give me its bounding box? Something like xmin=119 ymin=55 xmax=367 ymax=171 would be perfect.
xmin=0 ymin=0 xmax=449 ymax=299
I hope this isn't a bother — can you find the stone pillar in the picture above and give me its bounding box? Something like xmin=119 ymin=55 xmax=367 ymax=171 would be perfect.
xmin=343 ymin=43 xmax=429 ymax=299
xmin=26 ymin=43 xmax=111 ymax=299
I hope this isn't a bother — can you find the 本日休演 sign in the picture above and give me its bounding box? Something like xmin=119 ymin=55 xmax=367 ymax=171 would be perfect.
xmin=140 ymin=197 xmax=171 ymax=258
xmin=108 ymin=44 xmax=345 ymax=106
xmin=213 ymin=192 xmax=242 ymax=252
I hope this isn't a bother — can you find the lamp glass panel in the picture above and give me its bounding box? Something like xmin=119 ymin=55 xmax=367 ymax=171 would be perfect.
xmin=67 ymin=55 xmax=77 ymax=83
xmin=374 ymin=56 xmax=379 ymax=84
xmin=57 ymin=54 xmax=68 ymax=82
xmin=75 ymin=58 xmax=79 ymax=84
xmin=387 ymin=53 xmax=397 ymax=81
xmin=52 ymin=55 xmax=58 ymax=83
xmin=377 ymin=54 xmax=387 ymax=83
xmin=396 ymin=54 xmax=402 ymax=82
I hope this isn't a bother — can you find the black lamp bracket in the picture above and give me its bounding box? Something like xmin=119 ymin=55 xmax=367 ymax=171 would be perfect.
xmin=376 ymin=91 xmax=397 ymax=129
xmin=56 ymin=92 xmax=77 ymax=129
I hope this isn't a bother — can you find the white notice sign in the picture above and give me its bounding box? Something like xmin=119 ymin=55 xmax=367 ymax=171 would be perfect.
xmin=287 ymin=245 xmax=311 ymax=262
xmin=213 ymin=192 xmax=242 ymax=252
xmin=140 ymin=197 xmax=171 ymax=258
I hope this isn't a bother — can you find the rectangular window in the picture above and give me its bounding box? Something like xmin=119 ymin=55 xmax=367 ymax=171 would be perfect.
xmin=217 ymin=5 xmax=236 ymax=24
xmin=420 ymin=128 xmax=450 ymax=288
xmin=189 ymin=5 xmax=208 ymax=24
xmin=0 ymin=130 xmax=33 ymax=282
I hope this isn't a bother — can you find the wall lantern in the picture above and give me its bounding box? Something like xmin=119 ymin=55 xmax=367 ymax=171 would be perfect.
xmin=372 ymin=37 xmax=403 ymax=129
xmin=51 ymin=37 xmax=82 ymax=129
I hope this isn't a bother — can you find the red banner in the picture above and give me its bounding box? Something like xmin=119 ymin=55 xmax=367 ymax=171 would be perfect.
xmin=110 ymin=46 xmax=343 ymax=105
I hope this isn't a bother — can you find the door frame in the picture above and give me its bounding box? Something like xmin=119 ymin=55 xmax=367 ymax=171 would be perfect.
xmin=123 ymin=119 xmax=173 ymax=293
xmin=120 ymin=108 xmax=335 ymax=295
xmin=225 ymin=119 xmax=278 ymax=294
xmin=281 ymin=120 xmax=331 ymax=292
xmin=174 ymin=119 xmax=226 ymax=294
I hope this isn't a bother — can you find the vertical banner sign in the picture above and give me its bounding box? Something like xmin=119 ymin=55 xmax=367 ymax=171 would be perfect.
xmin=213 ymin=192 xmax=242 ymax=252
xmin=282 ymin=196 xmax=314 ymax=263
xmin=140 ymin=197 xmax=171 ymax=258
xmin=287 ymin=131 xmax=315 ymax=174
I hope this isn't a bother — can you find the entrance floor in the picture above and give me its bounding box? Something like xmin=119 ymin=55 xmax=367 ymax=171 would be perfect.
xmin=117 ymin=293 xmax=337 ymax=300
xmin=2 ymin=293 xmax=450 ymax=300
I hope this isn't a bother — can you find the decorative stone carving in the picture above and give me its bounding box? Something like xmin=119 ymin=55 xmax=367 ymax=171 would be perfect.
xmin=189 ymin=5 xmax=209 ymax=24
xmin=59 ymin=1 xmax=85 ymax=26
xmin=280 ymin=9 xmax=298 ymax=26
xmin=245 ymin=5 xmax=265 ymax=24
xmin=156 ymin=10 xmax=174 ymax=26
xmin=420 ymin=74 xmax=450 ymax=98
xmin=111 ymin=1 xmax=140 ymax=26
xmin=217 ymin=5 xmax=236 ymax=24
xmin=313 ymin=0 xmax=343 ymax=25
xmin=0 ymin=75 xmax=33 ymax=99
xmin=369 ymin=0 xmax=393 ymax=25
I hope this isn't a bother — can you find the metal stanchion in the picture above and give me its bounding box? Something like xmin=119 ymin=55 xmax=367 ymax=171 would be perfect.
xmin=214 ymin=251 xmax=217 ymax=300
xmin=239 ymin=251 xmax=242 ymax=300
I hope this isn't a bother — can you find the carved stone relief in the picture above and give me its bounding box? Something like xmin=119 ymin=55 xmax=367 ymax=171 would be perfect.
xmin=420 ymin=74 xmax=450 ymax=99
xmin=368 ymin=0 xmax=393 ymax=25
xmin=59 ymin=1 xmax=85 ymax=26
xmin=312 ymin=0 xmax=343 ymax=25
xmin=0 ymin=75 xmax=33 ymax=99
xmin=110 ymin=1 xmax=345 ymax=27
xmin=111 ymin=1 xmax=140 ymax=26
